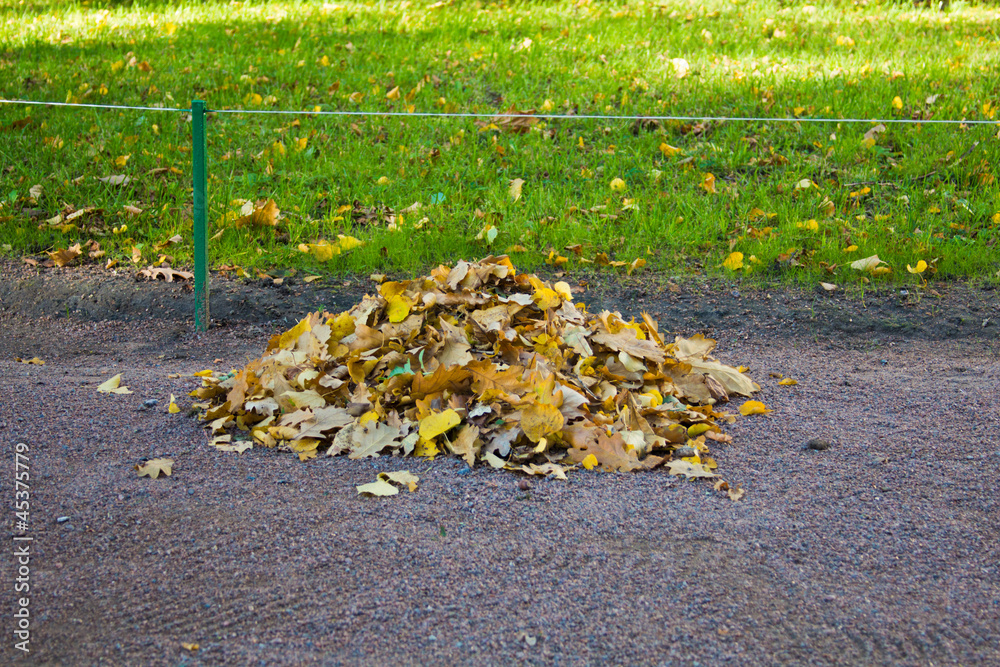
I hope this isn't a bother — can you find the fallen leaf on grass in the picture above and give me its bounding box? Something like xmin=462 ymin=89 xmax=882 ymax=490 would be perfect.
xmin=234 ymin=199 xmax=280 ymax=227
xmin=509 ymin=178 xmax=525 ymax=202
xmin=135 ymin=458 xmax=173 ymax=479
xmin=46 ymin=244 xmax=81 ymax=267
xmin=97 ymin=373 xmax=132 ymax=394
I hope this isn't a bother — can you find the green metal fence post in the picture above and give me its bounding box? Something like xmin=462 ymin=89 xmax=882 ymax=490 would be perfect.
xmin=191 ymin=99 xmax=209 ymax=331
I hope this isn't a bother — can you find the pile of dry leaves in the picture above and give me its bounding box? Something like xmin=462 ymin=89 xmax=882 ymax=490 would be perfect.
xmin=192 ymin=256 xmax=758 ymax=496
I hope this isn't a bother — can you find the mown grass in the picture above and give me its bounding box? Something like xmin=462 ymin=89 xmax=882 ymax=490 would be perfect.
xmin=1 ymin=0 xmax=998 ymax=286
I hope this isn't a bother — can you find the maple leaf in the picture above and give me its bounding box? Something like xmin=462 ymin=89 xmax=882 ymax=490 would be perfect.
xmin=135 ymin=458 xmax=173 ymax=479
xmin=591 ymin=327 xmax=666 ymax=363
xmin=564 ymin=427 xmax=646 ymax=472
xmin=349 ymin=421 xmax=400 ymax=459
xmin=520 ymin=403 xmax=564 ymax=443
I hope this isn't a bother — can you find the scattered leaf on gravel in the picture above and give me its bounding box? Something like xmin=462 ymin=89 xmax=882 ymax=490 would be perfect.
xmin=195 ymin=257 xmax=758 ymax=491
xmin=97 ymin=373 xmax=132 ymax=394
xmin=168 ymin=394 xmax=180 ymax=413
xmin=15 ymin=357 xmax=45 ymax=365
xmin=357 ymin=471 xmax=420 ymax=496
xmin=181 ymin=643 xmax=199 ymax=652
xmin=739 ymin=400 xmax=773 ymax=416
xmin=135 ymin=458 xmax=173 ymax=479
xmin=778 ymin=378 xmax=798 ymax=386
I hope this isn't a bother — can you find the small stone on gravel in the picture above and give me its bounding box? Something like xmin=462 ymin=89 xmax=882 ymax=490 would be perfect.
xmin=675 ymin=445 xmax=698 ymax=458
xmin=56 ymin=516 xmax=70 ymax=523
xmin=518 ymin=479 xmax=531 ymax=491
xmin=143 ymin=399 xmax=158 ymax=407
xmin=806 ymin=438 xmax=833 ymax=451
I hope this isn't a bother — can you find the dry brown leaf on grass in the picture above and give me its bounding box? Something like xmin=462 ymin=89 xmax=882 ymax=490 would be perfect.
xmin=193 ymin=257 xmax=760 ymax=497
xmin=234 ymin=199 xmax=280 ymax=227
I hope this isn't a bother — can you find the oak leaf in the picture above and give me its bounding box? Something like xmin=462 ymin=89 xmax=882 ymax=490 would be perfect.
xmin=135 ymin=458 xmax=173 ymax=479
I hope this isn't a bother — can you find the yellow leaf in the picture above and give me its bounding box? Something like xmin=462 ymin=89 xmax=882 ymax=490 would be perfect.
xmin=181 ymin=643 xmax=199 ymax=652
xmin=386 ymin=295 xmax=411 ymax=323
xmin=97 ymin=373 xmax=132 ymax=394
xmin=358 ymin=410 xmax=379 ymax=427
xmin=418 ymin=409 xmax=461 ymax=440
xmin=356 ymin=478 xmax=398 ymax=496
xmin=115 ymin=154 xmax=130 ymax=167
xmin=700 ymin=172 xmax=717 ymax=194
xmin=168 ymin=394 xmax=181 ymax=413
xmin=386 ymin=86 xmax=400 ymax=100
xmin=193 ymin=369 xmax=214 ymax=377
xmin=907 ymin=260 xmax=927 ymax=274
xmin=509 ymin=178 xmax=525 ymax=201
xmin=381 ymin=470 xmax=419 ymax=492
xmin=872 ymin=266 xmax=892 ymax=276
xmin=15 ymin=357 xmax=44 ymax=365
xmin=659 ymin=143 xmax=681 ymax=156
xmin=520 ymin=403 xmax=565 ymax=443
xmin=850 ymin=254 xmax=884 ymax=273
xmin=610 ymin=178 xmax=626 ymax=192
xmin=349 ymin=91 xmax=364 ymax=104
xmin=135 ymin=458 xmax=173 ymax=479
xmin=687 ymin=423 xmax=711 ymax=437
xmin=581 ymin=453 xmax=599 ymax=470
xmin=295 ymin=136 xmax=308 ymax=151
xmin=844 ymin=245 xmax=858 ymax=252
xmin=533 ymin=287 xmax=562 ymax=311
xmin=337 ymin=234 xmax=363 ymax=252
xmin=892 ymin=96 xmax=903 ymax=110
xmin=739 ymin=400 xmax=773 ymax=416
xmin=723 ymin=252 xmax=744 ymax=271
xmin=778 ymin=378 xmax=798 ymax=386
xmin=414 ymin=438 xmax=440 ymax=459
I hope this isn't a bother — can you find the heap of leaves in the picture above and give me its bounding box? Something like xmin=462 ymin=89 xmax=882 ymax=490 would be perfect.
xmin=192 ymin=256 xmax=759 ymax=490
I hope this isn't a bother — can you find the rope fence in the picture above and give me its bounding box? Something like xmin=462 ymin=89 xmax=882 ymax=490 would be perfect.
xmin=3 ymin=97 xmax=998 ymax=330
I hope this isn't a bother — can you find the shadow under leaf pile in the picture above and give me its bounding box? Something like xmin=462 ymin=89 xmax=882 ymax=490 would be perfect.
xmin=192 ymin=256 xmax=759 ymax=496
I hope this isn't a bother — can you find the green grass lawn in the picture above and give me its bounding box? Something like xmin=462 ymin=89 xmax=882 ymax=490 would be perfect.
xmin=1 ymin=0 xmax=998 ymax=287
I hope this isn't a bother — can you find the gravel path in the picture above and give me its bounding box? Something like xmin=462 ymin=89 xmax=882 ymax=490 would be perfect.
xmin=2 ymin=282 xmax=999 ymax=665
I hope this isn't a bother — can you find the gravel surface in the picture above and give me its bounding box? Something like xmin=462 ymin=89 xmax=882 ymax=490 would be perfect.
xmin=2 ymin=268 xmax=999 ymax=665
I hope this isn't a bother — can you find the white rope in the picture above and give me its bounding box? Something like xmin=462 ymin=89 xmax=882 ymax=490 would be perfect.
xmin=3 ymin=97 xmax=999 ymax=125
xmin=1 ymin=99 xmax=185 ymax=113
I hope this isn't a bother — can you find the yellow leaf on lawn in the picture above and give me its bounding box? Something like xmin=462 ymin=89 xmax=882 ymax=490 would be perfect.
xmin=610 ymin=177 xmax=626 ymax=192
xmin=778 ymin=378 xmax=798 ymax=386
xmin=418 ymin=409 xmax=461 ymax=440
xmin=135 ymin=458 xmax=173 ymax=479
xmin=723 ymin=252 xmax=744 ymax=271
xmin=168 ymin=394 xmax=180 ymax=413
xmin=907 ymin=260 xmax=927 ymax=274
xmin=337 ymin=234 xmax=363 ymax=252
xmin=97 ymin=373 xmax=132 ymax=394
xmin=520 ymin=402 xmax=565 ymax=443
xmin=509 ymin=178 xmax=525 ymax=202
xmin=659 ymin=143 xmax=681 ymax=156
xmin=235 ymin=199 xmax=280 ymax=228
xmin=892 ymin=96 xmax=903 ymax=110
xmin=700 ymin=172 xmax=717 ymax=194
xmin=739 ymin=400 xmax=773 ymax=416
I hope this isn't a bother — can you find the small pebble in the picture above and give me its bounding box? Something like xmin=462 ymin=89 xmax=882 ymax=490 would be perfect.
xmin=518 ymin=479 xmax=531 ymax=491
xmin=806 ymin=438 xmax=832 ymax=451
xmin=143 ymin=399 xmax=158 ymax=407
xmin=56 ymin=516 xmax=70 ymax=523
xmin=675 ymin=446 xmax=698 ymax=458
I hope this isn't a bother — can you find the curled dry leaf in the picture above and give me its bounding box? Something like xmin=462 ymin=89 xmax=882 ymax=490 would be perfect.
xmin=194 ymin=257 xmax=759 ymax=488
